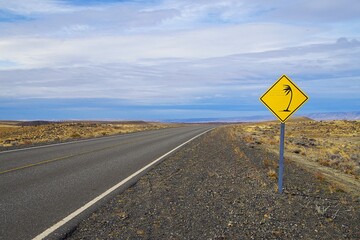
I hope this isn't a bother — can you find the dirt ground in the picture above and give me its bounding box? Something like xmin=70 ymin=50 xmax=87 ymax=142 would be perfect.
xmin=66 ymin=126 xmax=359 ymax=240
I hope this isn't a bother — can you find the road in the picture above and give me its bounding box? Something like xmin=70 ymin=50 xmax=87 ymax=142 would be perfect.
xmin=0 ymin=125 xmax=213 ymax=240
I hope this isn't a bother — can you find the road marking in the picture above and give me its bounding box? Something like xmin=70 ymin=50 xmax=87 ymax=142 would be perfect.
xmin=33 ymin=128 xmax=213 ymax=240
xmin=0 ymin=143 xmax=121 ymax=175
xmin=0 ymin=134 xmax=158 ymax=175
xmin=0 ymin=135 xmax=120 ymax=154
xmin=0 ymin=131 xmax=177 ymax=174
xmin=0 ymin=128 xmax=166 ymax=154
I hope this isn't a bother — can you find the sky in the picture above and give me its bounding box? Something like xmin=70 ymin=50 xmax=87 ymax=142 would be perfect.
xmin=0 ymin=0 xmax=359 ymax=121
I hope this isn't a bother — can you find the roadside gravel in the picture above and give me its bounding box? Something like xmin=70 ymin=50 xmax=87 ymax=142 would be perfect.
xmin=66 ymin=126 xmax=359 ymax=239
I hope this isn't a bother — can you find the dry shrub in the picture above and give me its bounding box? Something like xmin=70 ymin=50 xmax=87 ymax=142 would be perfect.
xmin=227 ymin=129 xmax=237 ymax=141
xmin=314 ymin=172 xmax=325 ymax=181
xmin=328 ymin=183 xmax=345 ymax=194
xmin=267 ymin=168 xmax=277 ymax=180
xmin=71 ymin=132 xmax=81 ymax=138
xmin=293 ymin=149 xmax=301 ymax=154
xmin=234 ymin=147 xmax=246 ymax=158
xmin=24 ymin=140 xmax=33 ymax=145
xmin=273 ymin=184 xmax=279 ymax=192
xmin=242 ymin=134 xmax=254 ymax=143
xmin=268 ymin=139 xmax=278 ymax=145
xmin=340 ymin=160 xmax=357 ymax=175
xmin=263 ymin=158 xmax=272 ymax=167
xmin=263 ymin=158 xmax=278 ymax=168
xmin=318 ymin=159 xmax=331 ymax=167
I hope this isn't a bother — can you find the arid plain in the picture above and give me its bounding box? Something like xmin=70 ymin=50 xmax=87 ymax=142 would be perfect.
xmin=233 ymin=118 xmax=359 ymax=195
xmin=1 ymin=118 xmax=359 ymax=196
xmin=1 ymin=119 xmax=359 ymax=239
xmin=0 ymin=121 xmax=176 ymax=150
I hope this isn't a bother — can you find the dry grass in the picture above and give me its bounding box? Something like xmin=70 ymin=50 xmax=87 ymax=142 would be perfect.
xmin=314 ymin=172 xmax=326 ymax=181
xmin=230 ymin=119 xmax=360 ymax=195
xmin=0 ymin=121 xmax=178 ymax=149
xmin=0 ymin=124 xmax=19 ymax=128
xmin=233 ymin=119 xmax=360 ymax=177
xmin=267 ymin=168 xmax=277 ymax=180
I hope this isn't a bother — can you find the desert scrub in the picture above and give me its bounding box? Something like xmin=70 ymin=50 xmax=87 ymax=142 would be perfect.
xmin=0 ymin=121 xmax=175 ymax=149
xmin=70 ymin=132 xmax=82 ymax=138
xmin=267 ymin=168 xmax=277 ymax=180
xmin=233 ymin=120 xmax=360 ymax=177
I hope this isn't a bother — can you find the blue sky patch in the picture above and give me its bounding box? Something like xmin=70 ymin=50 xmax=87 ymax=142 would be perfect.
xmin=59 ymin=0 xmax=152 ymax=6
xmin=0 ymin=60 xmax=17 ymax=68
xmin=0 ymin=9 xmax=30 ymax=22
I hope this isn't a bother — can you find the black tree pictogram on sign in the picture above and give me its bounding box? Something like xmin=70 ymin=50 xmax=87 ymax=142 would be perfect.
xmin=282 ymin=85 xmax=293 ymax=112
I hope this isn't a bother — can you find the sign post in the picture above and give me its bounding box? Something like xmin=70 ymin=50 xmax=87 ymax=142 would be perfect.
xmin=278 ymin=122 xmax=285 ymax=193
xmin=260 ymin=75 xmax=308 ymax=193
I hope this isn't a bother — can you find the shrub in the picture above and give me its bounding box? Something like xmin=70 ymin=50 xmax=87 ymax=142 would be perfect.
xmin=71 ymin=133 xmax=81 ymax=138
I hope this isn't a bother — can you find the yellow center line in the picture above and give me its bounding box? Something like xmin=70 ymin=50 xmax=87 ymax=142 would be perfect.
xmin=0 ymin=142 xmax=128 ymax=175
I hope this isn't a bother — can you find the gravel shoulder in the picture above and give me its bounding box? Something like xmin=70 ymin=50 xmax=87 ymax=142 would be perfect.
xmin=66 ymin=126 xmax=359 ymax=239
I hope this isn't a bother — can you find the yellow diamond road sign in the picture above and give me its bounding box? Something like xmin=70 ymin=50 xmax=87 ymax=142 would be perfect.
xmin=260 ymin=75 xmax=309 ymax=123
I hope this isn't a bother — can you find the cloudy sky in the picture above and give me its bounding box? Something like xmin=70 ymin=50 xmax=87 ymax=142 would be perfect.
xmin=0 ymin=0 xmax=359 ymax=121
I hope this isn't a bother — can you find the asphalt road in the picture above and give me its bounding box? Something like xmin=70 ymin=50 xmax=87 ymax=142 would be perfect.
xmin=0 ymin=125 xmax=213 ymax=240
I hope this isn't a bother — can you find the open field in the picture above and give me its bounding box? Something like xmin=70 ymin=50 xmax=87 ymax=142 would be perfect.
xmin=0 ymin=121 xmax=178 ymax=150
xmin=230 ymin=118 xmax=360 ymax=195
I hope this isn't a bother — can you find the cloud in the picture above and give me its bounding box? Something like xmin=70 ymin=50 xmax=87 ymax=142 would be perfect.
xmin=0 ymin=0 xmax=359 ymax=120
xmin=0 ymin=0 xmax=75 ymax=14
xmin=0 ymin=38 xmax=359 ymax=106
xmin=2 ymin=0 xmax=358 ymax=38
xmin=263 ymin=0 xmax=360 ymax=22
xmin=0 ymin=2 xmax=179 ymax=38
xmin=0 ymin=21 xmax=325 ymax=69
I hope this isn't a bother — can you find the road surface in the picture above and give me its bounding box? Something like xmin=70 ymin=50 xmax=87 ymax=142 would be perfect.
xmin=0 ymin=125 xmax=213 ymax=240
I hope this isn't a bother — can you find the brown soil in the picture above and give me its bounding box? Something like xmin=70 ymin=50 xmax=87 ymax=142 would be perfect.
xmin=66 ymin=126 xmax=359 ymax=239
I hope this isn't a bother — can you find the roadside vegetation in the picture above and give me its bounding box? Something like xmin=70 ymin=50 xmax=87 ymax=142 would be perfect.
xmin=230 ymin=118 xmax=360 ymax=195
xmin=0 ymin=121 xmax=177 ymax=150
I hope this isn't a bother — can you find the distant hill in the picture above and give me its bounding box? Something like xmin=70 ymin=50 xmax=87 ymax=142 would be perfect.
xmin=164 ymin=115 xmax=277 ymax=123
xmin=11 ymin=120 xmax=149 ymax=127
xmin=165 ymin=112 xmax=359 ymax=123
xmin=267 ymin=116 xmax=314 ymax=123
xmin=17 ymin=121 xmax=57 ymax=127
xmin=305 ymin=112 xmax=360 ymax=121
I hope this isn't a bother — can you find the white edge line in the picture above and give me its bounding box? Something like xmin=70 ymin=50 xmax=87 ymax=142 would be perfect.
xmin=33 ymin=128 xmax=214 ymax=240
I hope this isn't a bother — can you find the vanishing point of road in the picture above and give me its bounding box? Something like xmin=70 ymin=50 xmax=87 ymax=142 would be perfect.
xmin=0 ymin=125 xmax=214 ymax=240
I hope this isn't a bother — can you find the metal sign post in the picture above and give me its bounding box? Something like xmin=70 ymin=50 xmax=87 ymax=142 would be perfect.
xmin=278 ymin=122 xmax=285 ymax=193
xmin=260 ymin=75 xmax=308 ymax=193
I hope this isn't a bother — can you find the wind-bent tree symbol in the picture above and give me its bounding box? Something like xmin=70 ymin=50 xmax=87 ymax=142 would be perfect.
xmin=283 ymin=85 xmax=293 ymax=112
